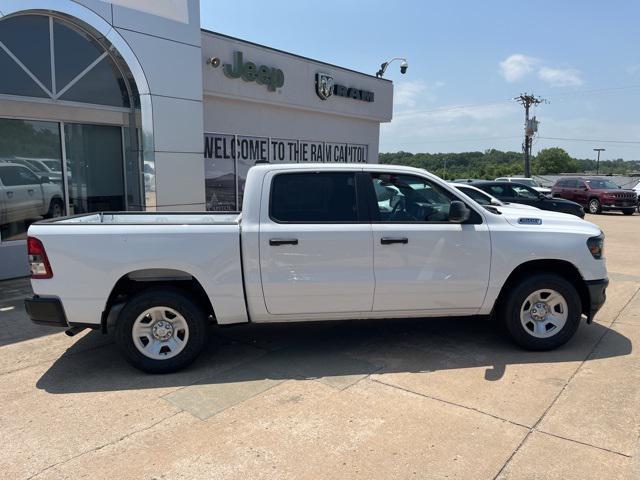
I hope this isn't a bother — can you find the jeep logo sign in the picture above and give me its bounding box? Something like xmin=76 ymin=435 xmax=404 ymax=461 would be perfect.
xmin=223 ymin=51 xmax=284 ymax=92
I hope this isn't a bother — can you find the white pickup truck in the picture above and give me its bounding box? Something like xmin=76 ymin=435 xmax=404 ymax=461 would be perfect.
xmin=25 ymin=164 xmax=608 ymax=373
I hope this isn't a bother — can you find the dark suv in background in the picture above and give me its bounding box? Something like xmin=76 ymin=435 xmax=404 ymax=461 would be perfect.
xmin=470 ymin=181 xmax=586 ymax=218
xmin=551 ymin=177 xmax=637 ymax=215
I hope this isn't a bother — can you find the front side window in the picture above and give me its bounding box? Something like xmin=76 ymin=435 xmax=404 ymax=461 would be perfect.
xmin=270 ymin=172 xmax=357 ymax=222
xmin=486 ymin=185 xmax=515 ymax=199
xmin=369 ymin=172 xmax=454 ymax=222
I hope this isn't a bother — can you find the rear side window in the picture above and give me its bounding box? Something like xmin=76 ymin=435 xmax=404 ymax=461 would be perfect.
xmin=270 ymin=172 xmax=358 ymax=222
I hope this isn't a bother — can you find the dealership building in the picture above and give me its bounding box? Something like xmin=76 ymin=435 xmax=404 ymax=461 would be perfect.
xmin=0 ymin=0 xmax=393 ymax=279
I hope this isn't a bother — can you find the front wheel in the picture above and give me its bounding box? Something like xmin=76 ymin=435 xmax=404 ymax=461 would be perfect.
xmin=588 ymin=198 xmax=602 ymax=214
xmin=500 ymin=274 xmax=581 ymax=351
xmin=622 ymin=208 xmax=635 ymax=216
xmin=115 ymin=288 xmax=209 ymax=373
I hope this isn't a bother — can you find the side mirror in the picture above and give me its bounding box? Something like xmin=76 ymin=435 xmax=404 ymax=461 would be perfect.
xmin=39 ymin=175 xmax=50 ymax=184
xmin=449 ymin=200 xmax=470 ymax=223
xmin=490 ymin=198 xmax=502 ymax=206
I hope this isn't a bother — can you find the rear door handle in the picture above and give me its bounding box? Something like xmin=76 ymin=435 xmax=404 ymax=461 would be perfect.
xmin=381 ymin=237 xmax=408 ymax=245
xmin=269 ymin=238 xmax=298 ymax=246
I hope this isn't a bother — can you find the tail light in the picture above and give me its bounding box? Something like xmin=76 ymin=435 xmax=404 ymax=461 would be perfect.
xmin=27 ymin=236 xmax=53 ymax=279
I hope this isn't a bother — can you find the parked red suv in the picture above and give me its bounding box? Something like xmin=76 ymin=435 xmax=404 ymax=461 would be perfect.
xmin=551 ymin=177 xmax=637 ymax=215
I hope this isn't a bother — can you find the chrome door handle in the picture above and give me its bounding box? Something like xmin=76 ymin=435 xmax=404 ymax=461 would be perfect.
xmin=28 ymin=189 xmax=35 ymax=194
xmin=381 ymin=237 xmax=408 ymax=245
xmin=269 ymin=238 xmax=298 ymax=246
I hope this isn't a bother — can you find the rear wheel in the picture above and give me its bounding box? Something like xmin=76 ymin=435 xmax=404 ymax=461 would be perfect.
xmin=500 ymin=274 xmax=581 ymax=350
xmin=45 ymin=199 xmax=63 ymax=218
xmin=588 ymin=198 xmax=602 ymax=214
xmin=115 ymin=288 xmax=208 ymax=373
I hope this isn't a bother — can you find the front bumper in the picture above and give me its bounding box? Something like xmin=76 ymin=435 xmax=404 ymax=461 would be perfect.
xmin=585 ymin=278 xmax=608 ymax=323
xmin=24 ymin=296 xmax=69 ymax=327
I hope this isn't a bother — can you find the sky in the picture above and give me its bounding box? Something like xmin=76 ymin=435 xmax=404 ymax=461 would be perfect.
xmin=200 ymin=0 xmax=640 ymax=161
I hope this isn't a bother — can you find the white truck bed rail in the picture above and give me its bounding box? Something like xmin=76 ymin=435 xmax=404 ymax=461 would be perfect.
xmin=39 ymin=211 xmax=241 ymax=225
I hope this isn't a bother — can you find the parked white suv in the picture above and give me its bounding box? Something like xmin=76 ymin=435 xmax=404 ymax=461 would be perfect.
xmin=26 ymin=164 xmax=608 ymax=373
xmin=0 ymin=163 xmax=64 ymax=226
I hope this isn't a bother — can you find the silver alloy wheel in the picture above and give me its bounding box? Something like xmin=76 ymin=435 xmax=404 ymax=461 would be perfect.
xmin=588 ymin=199 xmax=600 ymax=214
xmin=519 ymin=289 xmax=568 ymax=338
xmin=131 ymin=306 xmax=189 ymax=360
xmin=52 ymin=202 xmax=63 ymax=217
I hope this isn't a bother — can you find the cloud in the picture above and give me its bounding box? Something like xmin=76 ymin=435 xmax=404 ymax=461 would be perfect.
xmin=499 ymin=54 xmax=538 ymax=82
xmin=538 ymin=67 xmax=583 ymax=87
xmin=394 ymin=80 xmax=444 ymax=109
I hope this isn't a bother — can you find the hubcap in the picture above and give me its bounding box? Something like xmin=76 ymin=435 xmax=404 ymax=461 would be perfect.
xmin=520 ymin=289 xmax=568 ymax=338
xmin=589 ymin=200 xmax=599 ymax=213
xmin=132 ymin=306 xmax=189 ymax=360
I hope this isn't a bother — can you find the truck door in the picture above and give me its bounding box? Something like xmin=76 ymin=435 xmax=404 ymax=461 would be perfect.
xmin=0 ymin=165 xmax=42 ymax=223
xmin=259 ymin=170 xmax=375 ymax=315
xmin=365 ymin=171 xmax=491 ymax=313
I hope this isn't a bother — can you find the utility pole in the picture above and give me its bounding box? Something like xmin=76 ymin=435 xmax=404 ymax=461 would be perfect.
xmin=515 ymin=93 xmax=546 ymax=177
xmin=593 ymin=148 xmax=605 ymax=175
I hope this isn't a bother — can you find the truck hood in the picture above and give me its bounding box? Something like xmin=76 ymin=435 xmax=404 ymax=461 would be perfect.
xmin=494 ymin=206 xmax=600 ymax=234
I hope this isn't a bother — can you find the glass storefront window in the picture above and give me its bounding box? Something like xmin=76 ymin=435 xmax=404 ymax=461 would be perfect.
xmin=204 ymin=133 xmax=237 ymax=211
xmin=0 ymin=15 xmax=131 ymax=108
xmin=0 ymin=119 xmax=64 ymax=241
xmin=64 ymin=123 xmax=125 ymax=214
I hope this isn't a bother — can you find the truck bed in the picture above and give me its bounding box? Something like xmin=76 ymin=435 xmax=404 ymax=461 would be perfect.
xmin=28 ymin=211 xmax=248 ymax=327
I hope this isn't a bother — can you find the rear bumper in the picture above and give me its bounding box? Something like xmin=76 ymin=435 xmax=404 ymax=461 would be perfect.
xmin=585 ymin=278 xmax=608 ymax=323
xmin=24 ymin=296 xmax=69 ymax=327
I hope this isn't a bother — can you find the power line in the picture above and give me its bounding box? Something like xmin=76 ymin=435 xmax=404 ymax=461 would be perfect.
xmin=381 ymin=135 xmax=521 ymax=146
xmin=538 ymin=136 xmax=640 ymax=145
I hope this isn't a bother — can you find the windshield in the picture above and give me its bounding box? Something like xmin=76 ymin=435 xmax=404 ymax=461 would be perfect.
xmin=456 ymin=186 xmax=502 ymax=205
xmin=586 ymin=179 xmax=619 ymax=189
xmin=513 ymin=179 xmax=538 ymax=187
xmin=41 ymin=160 xmax=61 ymax=172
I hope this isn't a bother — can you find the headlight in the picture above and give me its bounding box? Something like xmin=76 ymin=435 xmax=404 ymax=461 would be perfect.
xmin=587 ymin=233 xmax=605 ymax=259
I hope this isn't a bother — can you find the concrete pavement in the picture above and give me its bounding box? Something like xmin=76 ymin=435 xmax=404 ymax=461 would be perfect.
xmin=0 ymin=213 xmax=638 ymax=479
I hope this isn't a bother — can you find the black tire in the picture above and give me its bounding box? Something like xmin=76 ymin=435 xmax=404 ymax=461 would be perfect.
xmin=622 ymin=209 xmax=635 ymax=216
xmin=115 ymin=288 xmax=208 ymax=373
xmin=587 ymin=198 xmax=602 ymax=214
xmin=500 ymin=274 xmax=581 ymax=351
xmin=45 ymin=199 xmax=64 ymax=218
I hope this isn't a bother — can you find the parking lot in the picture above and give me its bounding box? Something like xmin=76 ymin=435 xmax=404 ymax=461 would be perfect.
xmin=1 ymin=213 xmax=638 ymax=480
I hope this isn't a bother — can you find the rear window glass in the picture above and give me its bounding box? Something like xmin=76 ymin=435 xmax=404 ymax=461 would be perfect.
xmin=270 ymin=172 xmax=358 ymax=222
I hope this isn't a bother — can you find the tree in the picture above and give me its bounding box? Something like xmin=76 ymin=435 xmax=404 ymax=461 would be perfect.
xmin=534 ymin=148 xmax=579 ymax=174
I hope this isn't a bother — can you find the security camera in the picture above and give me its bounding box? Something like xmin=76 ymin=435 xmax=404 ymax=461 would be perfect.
xmin=400 ymin=60 xmax=408 ymax=74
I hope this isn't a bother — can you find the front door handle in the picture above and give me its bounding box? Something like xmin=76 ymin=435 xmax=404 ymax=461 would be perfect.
xmin=269 ymin=238 xmax=298 ymax=246
xmin=6 ymin=191 xmax=13 ymax=198
xmin=381 ymin=237 xmax=408 ymax=245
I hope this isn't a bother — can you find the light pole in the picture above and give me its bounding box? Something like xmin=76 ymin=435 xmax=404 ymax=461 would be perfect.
xmin=593 ymin=148 xmax=605 ymax=174
xmin=376 ymin=57 xmax=409 ymax=78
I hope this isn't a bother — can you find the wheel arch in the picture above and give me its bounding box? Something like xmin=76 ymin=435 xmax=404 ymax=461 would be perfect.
xmin=102 ymin=269 xmax=216 ymax=332
xmin=495 ymin=259 xmax=590 ymax=318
